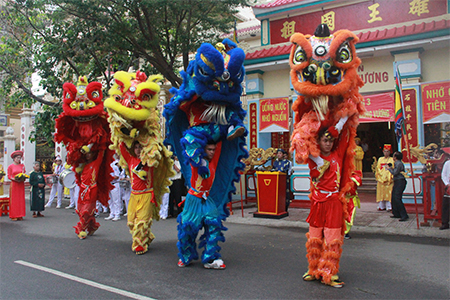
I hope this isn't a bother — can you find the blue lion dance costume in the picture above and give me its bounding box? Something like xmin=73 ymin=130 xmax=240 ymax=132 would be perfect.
xmin=164 ymin=39 xmax=248 ymax=268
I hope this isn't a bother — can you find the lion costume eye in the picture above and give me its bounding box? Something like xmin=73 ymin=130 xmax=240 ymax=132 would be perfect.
xmin=91 ymin=91 xmax=99 ymax=98
xmin=293 ymin=46 xmax=307 ymax=65
xmin=114 ymin=95 xmax=122 ymax=102
xmin=336 ymin=42 xmax=352 ymax=64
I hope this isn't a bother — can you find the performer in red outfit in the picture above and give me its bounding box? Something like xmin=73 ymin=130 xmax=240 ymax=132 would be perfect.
xmin=74 ymin=150 xmax=104 ymax=239
xmin=7 ymin=150 xmax=26 ymax=221
xmin=54 ymin=76 xmax=113 ymax=239
xmin=120 ymin=141 xmax=157 ymax=255
xmin=304 ymin=126 xmax=350 ymax=288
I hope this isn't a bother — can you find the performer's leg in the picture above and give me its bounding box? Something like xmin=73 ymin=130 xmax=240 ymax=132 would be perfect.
xmin=127 ymin=193 xmax=154 ymax=255
xmin=177 ymin=214 xmax=200 ymax=265
xmin=304 ymin=226 xmax=324 ymax=280
xmin=318 ymin=227 xmax=344 ymax=286
xmin=74 ymin=200 xmax=97 ymax=239
xmin=199 ymin=217 xmax=226 ymax=264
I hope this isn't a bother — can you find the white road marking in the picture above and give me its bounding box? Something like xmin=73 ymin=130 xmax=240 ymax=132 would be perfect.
xmin=15 ymin=260 xmax=156 ymax=300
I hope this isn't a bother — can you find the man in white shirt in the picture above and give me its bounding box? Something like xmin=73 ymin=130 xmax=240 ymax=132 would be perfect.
xmin=105 ymin=155 xmax=122 ymax=221
xmin=45 ymin=156 xmax=64 ymax=208
xmin=440 ymin=156 xmax=450 ymax=230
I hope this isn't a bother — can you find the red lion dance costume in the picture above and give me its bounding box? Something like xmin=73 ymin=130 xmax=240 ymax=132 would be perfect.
xmin=289 ymin=24 xmax=365 ymax=287
xmin=55 ymin=76 xmax=114 ymax=239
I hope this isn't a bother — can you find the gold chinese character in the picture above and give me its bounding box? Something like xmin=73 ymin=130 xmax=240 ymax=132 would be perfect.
xmin=409 ymin=0 xmax=429 ymax=16
xmin=281 ymin=21 xmax=296 ymax=39
xmin=405 ymin=105 xmax=411 ymax=112
xmin=368 ymin=3 xmax=382 ymax=23
xmin=408 ymin=133 xmax=412 ymax=140
xmin=404 ymin=94 xmax=411 ymax=101
xmin=321 ymin=11 xmax=335 ymax=31
xmin=406 ymin=124 xmax=412 ymax=131
xmin=406 ymin=114 xmax=412 ymax=121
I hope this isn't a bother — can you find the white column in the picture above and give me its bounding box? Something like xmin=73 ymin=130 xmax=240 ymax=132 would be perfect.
xmin=3 ymin=127 xmax=16 ymax=182
xmin=19 ymin=108 xmax=36 ymax=173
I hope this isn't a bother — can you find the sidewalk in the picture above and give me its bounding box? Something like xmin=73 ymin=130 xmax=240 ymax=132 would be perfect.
xmin=226 ymin=193 xmax=450 ymax=240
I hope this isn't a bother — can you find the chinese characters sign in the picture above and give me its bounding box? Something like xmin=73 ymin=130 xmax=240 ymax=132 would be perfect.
xmin=422 ymin=80 xmax=450 ymax=123
xmin=401 ymin=89 xmax=419 ymax=163
xmin=271 ymin=132 xmax=290 ymax=153
xmin=259 ymin=97 xmax=289 ymax=132
xmin=249 ymin=103 xmax=258 ymax=149
xmin=270 ymin=0 xmax=446 ymax=44
xmin=360 ymin=92 xmax=395 ymax=123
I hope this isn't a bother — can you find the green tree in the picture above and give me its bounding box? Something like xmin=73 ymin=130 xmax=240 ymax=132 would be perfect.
xmin=1 ymin=0 xmax=250 ymax=145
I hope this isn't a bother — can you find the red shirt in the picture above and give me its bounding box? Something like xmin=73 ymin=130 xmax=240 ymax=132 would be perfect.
xmin=120 ymin=143 xmax=153 ymax=193
xmin=308 ymin=129 xmax=349 ymax=200
xmin=189 ymin=142 xmax=222 ymax=198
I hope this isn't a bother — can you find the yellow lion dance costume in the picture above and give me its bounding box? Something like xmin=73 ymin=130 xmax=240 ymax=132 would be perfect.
xmin=104 ymin=70 xmax=174 ymax=255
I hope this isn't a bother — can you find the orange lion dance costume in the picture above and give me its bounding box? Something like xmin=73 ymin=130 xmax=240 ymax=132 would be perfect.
xmin=55 ymin=76 xmax=114 ymax=239
xmin=289 ymin=24 xmax=365 ymax=287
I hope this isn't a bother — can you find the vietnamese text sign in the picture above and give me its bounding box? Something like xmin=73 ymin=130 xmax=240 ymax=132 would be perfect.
xmin=360 ymin=92 xmax=394 ymax=123
xmin=422 ymin=80 xmax=450 ymax=123
xmin=259 ymin=97 xmax=289 ymax=131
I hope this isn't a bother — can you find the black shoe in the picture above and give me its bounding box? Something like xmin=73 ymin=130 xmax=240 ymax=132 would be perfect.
xmin=439 ymin=224 xmax=449 ymax=230
xmin=399 ymin=217 xmax=409 ymax=222
xmin=390 ymin=215 xmax=400 ymax=218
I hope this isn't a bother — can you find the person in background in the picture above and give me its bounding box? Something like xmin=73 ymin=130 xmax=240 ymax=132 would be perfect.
xmin=353 ymin=137 xmax=364 ymax=175
xmin=0 ymin=164 xmax=5 ymax=195
xmin=344 ymin=171 xmax=362 ymax=239
xmin=375 ymin=145 xmax=394 ymax=212
xmin=439 ymin=153 xmax=450 ymax=230
xmin=169 ymin=156 xmax=184 ymax=218
xmin=105 ymin=155 xmax=122 ymax=221
xmin=119 ymin=169 xmax=131 ymax=216
xmin=272 ymin=149 xmax=292 ymax=212
xmin=45 ymin=156 xmax=64 ymax=208
xmin=64 ymin=163 xmax=78 ymax=210
xmin=29 ymin=161 xmax=46 ymax=218
xmin=387 ymin=151 xmax=408 ymax=222
xmin=7 ymin=150 xmax=27 ymax=221
xmin=159 ymin=192 xmax=170 ymax=219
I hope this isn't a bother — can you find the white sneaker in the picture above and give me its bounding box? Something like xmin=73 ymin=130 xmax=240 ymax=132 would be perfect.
xmin=112 ymin=216 xmax=121 ymax=221
xmin=56 ymin=205 xmax=61 ymax=209
xmin=45 ymin=203 xmax=51 ymax=208
xmin=124 ymin=213 xmax=128 ymax=217
xmin=203 ymin=259 xmax=226 ymax=270
xmin=104 ymin=215 xmax=114 ymax=220
xmin=65 ymin=206 xmax=75 ymax=209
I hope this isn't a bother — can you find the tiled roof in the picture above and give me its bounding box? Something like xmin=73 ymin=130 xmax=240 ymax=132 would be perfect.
xmin=254 ymin=0 xmax=305 ymax=9
xmin=246 ymin=18 xmax=450 ymax=60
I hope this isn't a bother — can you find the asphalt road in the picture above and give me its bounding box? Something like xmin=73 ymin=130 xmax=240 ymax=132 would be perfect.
xmin=1 ymin=206 xmax=449 ymax=300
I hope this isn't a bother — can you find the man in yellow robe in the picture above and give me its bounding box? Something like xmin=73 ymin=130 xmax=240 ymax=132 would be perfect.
xmin=375 ymin=144 xmax=394 ymax=211
xmin=353 ymin=137 xmax=364 ymax=175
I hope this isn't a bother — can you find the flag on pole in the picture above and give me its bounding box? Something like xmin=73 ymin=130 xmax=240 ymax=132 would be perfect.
xmin=233 ymin=20 xmax=239 ymax=44
xmin=394 ymin=65 xmax=405 ymax=143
